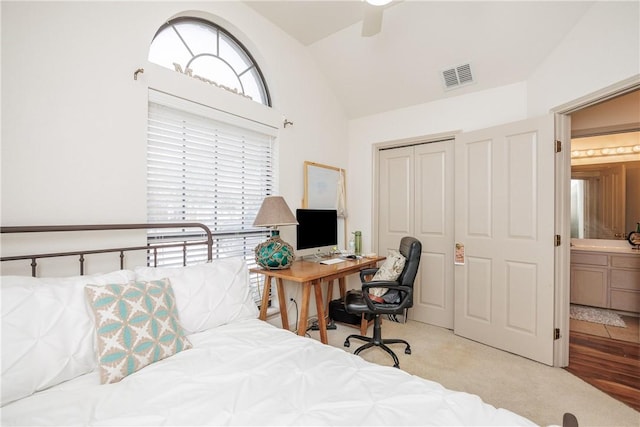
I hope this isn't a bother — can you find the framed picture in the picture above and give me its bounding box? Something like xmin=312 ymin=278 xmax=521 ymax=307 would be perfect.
xmin=303 ymin=161 xmax=347 ymax=249
xmin=303 ymin=161 xmax=345 ymax=213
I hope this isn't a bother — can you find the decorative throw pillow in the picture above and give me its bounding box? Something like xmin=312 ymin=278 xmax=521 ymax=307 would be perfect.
xmin=85 ymin=278 xmax=192 ymax=384
xmin=368 ymin=250 xmax=406 ymax=301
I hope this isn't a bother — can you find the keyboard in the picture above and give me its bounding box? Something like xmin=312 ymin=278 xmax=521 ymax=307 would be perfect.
xmin=319 ymin=258 xmax=345 ymax=265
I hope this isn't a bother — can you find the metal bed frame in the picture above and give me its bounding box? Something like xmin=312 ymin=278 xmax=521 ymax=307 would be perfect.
xmin=0 ymin=223 xmax=213 ymax=277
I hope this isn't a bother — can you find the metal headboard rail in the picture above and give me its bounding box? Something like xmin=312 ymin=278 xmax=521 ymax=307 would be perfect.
xmin=0 ymin=223 xmax=213 ymax=277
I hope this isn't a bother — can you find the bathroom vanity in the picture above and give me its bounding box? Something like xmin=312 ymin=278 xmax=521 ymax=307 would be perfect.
xmin=570 ymin=240 xmax=640 ymax=313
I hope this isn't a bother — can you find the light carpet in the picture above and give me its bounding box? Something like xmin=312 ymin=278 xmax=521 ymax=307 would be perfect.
xmin=307 ymin=320 xmax=640 ymax=427
xmin=570 ymin=304 xmax=627 ymax=327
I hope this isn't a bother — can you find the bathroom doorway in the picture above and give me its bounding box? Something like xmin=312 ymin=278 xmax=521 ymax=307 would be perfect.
xmin=564 ymin=89 xmax=640 ymax=411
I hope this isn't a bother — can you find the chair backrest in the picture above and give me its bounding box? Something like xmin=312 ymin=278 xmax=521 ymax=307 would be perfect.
xmin=397 ymin=236 xmax=422 ymax=289
xmin=376 ymin=236 xmax=421 ymax=311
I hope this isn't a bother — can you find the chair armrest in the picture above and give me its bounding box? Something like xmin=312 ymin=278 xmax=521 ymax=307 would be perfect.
xmin=359 ymin=288 xmax=379 ymax=311
xmin=362 ymin=281 xmax=412 ymax=294
xmin=360 ymin=281 xmax=413 ymax=311
xmin=361 ymin=280 xmax=397 ymax=290
xmin=359 ymin=268 xmax=379 ymax=281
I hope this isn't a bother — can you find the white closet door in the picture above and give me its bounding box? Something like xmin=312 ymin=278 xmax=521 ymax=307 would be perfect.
xmin=378 ymin=146 xmax=414 ymax=254
xmin=377 ymin=141 xmax=455 ymax=329
xmin=412 ymin=142 xmax=454 ymax=328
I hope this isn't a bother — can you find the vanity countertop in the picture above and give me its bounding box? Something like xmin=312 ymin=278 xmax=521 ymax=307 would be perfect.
xmin=571 ymin=246 xmax=639 ymax=254
xmin=570 ymin=239 xmax=639 ymax=255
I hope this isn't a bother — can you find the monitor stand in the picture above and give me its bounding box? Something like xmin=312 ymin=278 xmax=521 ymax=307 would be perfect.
xmin=302 ymin=251 xmax=336 ymax=262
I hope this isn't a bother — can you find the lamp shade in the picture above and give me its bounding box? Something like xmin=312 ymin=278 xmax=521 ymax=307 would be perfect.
xmin=253 ymin=196 xmax=298 ymax=227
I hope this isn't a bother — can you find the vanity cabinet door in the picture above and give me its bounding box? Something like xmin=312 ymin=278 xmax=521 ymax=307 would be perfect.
xmin=610 ymin=289 xmax=640 ymax=312
xmin=611 ymin=255 xmax=640 ymax=269
xmin=571 ymin=253 xmax=608 ymax=266
xmin=609 ymin=267 xmax=640 ymax=312
xmin=570 ymin=265 xmax=608 ymax=308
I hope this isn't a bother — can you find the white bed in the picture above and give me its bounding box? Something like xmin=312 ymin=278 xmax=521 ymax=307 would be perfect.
xmin=1 ymin=224 xmax=535 ymax=426
xmin=2 ymin=318 xmax=535 ymax=426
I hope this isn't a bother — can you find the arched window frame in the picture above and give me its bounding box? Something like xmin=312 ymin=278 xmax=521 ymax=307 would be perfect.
xmin=149 ymin=17 xmax=271 ymax=107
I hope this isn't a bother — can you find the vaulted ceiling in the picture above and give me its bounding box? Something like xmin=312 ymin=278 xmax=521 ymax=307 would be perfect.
xmin=246 ymin=1 xmax=596 ymax=118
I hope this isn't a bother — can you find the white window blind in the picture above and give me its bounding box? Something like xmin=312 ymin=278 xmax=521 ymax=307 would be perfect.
xmin=147 ymin=90 xmax=277 ymax=306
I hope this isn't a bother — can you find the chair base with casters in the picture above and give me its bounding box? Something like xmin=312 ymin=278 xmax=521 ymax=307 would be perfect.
xmin=344 ymin=307 xmax=410 ymax=368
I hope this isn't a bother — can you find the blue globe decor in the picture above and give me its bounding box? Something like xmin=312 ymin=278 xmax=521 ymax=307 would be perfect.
xmin=255 ymin=230 xmax=295 ymax=269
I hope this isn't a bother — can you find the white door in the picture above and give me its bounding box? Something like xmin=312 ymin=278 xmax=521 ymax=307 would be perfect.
xmin=412 ymin=142 xmax=454 ymax=328
xmin=378 ymin=141 xmax=455 ymax=329
xmin=454 ymin=115 xmax=556 ymax=365
xmin=378 ymin=146 xmax=414 ymax=253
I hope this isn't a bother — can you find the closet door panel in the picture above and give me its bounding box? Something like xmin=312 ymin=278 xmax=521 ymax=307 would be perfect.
xmin=378 ymin=147 xmax=414 ymax=253
xmin=413 ymin=142 xmax=454 ymax=328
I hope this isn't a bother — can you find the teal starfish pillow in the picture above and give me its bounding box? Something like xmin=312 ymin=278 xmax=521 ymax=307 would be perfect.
xmin=85 ymin=278 xmax=192 ymax=384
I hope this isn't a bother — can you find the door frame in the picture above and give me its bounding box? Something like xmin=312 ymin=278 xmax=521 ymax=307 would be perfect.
xmin=552 ymin=74 xmax=640 ymax=367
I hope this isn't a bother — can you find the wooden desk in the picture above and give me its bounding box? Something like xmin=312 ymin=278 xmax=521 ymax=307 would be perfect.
xmin=250 ymin=256 xmax=384 ymax=344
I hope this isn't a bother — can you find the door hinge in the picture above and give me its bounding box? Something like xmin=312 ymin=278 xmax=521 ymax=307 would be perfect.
xmin=555 ymin=140 xmax=562 ymax=153
xmin=554 ymin=328 xmax=560 ymax=340
xmin=555 ymin=235 xmax=561 ymax=246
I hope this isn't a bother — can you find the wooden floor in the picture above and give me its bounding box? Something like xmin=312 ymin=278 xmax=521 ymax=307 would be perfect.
xmin=565 ymin=315 xmax=640 ymax=412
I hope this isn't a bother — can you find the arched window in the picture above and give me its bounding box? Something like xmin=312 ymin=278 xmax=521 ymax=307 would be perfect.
xmin=149 ymin=17 xmax=271 ymax=106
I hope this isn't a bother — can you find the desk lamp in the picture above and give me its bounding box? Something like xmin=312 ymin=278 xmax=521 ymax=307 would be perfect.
xmin=253 ymin=196 xmax=298 ymax=269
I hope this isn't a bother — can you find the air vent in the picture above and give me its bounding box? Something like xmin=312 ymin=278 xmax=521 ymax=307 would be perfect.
xmin=442 ymin=63 xmax=474 ymax=90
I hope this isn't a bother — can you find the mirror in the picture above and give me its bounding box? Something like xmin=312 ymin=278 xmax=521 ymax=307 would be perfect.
xmin=570 ymin=90 xmax=640 ymax=241
xmin=571 ymin=160 xmax=640 ymax=239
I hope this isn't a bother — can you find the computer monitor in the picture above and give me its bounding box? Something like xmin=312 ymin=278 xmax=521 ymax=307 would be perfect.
xmin=296 ymin=209 xmax=338 ymax=251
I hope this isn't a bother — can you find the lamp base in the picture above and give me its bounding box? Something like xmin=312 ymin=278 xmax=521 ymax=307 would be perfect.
xmin=254 ymin=231 xmax=295 ymax=270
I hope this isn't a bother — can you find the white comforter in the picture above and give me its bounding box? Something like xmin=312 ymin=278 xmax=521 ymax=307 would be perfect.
xmin=2 ymin=319 xmax=535 ymax=426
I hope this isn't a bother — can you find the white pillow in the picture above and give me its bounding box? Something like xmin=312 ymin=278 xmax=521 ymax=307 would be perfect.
xmin=134 ymin=257 xmax=258 ymax=334
xmin=0 ymin=269 xmax=135 ymax=406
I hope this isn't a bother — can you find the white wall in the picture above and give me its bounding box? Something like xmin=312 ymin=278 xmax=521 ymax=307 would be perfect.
xmin=1 ymin=1 xmax=348 ymax=327
xmin=1 ymin=1 xmax=348 ymax=225
xmin=527 ymin=1 xmax=640 ymax=116
xmin=346 ymin=1 xmax=640 ymax=256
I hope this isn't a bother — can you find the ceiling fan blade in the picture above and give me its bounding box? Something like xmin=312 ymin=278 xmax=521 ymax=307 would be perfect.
xmin=361 ymin=5 xmax=383 ymax=37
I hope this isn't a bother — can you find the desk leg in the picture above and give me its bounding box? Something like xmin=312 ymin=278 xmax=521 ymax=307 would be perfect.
xmin=325 ymin=279 xmax=334 ymax=312
xmin=338 ymin=277 xmax=347 ymax=298
xmin=259 ymin=276 xmax=272 ymax=321
xmin=313 ymin=279 xmax=328 ymax=344
xmin=360 ymin=315 xmax=369 ymax=335
xmin=298 ymin=282 xmax=311 ymax=338
xmin=276 ymin=278 xmax=289 ymax=331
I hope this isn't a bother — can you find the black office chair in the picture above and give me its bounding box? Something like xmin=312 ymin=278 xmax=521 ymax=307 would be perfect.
xmin=343 ymin=236 xmax=422 ymax=368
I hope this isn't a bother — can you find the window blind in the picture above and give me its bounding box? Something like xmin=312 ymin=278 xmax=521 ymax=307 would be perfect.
xmin=147 ymin=91 xmax=277 ymax=306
